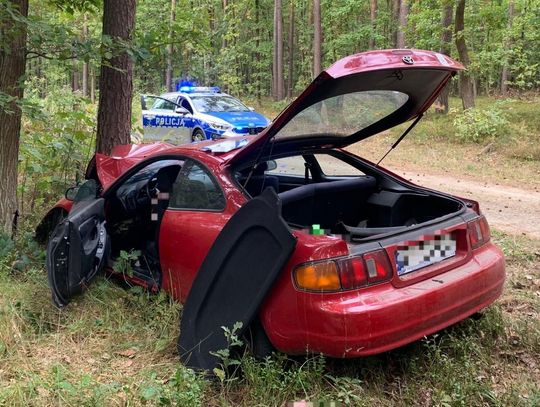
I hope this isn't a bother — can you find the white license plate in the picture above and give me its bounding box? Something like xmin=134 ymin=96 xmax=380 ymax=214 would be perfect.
xmin=396 ymin=233 xmax=456 ymax=276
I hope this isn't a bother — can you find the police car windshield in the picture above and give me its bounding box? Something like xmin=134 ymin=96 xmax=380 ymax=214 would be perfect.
xmin=191 ymin=95 xmax=250 ymax=113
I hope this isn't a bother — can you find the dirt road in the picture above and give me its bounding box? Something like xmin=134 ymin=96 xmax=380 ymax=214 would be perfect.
xmin=397 ymin=170 xmax=540 ymax=239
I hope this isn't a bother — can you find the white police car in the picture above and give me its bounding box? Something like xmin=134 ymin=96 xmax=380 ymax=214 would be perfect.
xmin=141 ymin=86 xmax=271 ymax=144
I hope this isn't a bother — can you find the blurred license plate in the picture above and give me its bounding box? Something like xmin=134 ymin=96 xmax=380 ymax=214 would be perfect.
xmin=396 ymin=233 xmax=456 ymax=276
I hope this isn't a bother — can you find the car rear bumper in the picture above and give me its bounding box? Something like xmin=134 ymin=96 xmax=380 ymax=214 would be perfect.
xmin=268 ymin=242 xmax=505 ymax=357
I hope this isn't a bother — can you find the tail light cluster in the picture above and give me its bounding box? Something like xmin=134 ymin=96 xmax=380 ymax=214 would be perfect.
xmin=293 ymin=249 xmax=393 ymax=292
xmin=467 ymin=215 xmax=491 ymax=249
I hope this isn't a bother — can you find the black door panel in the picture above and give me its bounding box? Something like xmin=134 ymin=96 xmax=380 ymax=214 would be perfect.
xmin=46 ymin=198 xmax=109 ymax=307
xmin=178 ymin=188 xmax=296 ymax=371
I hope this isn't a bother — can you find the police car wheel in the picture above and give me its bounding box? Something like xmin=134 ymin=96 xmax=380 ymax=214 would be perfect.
xmin=192 ymin=129 xmax=206 ymax=142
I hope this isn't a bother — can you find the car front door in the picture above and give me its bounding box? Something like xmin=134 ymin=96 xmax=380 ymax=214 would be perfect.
xmin=157 ymin=159 xmax=233 ymax=301
xmin=46 ymin=180 xmax=110 ymax=307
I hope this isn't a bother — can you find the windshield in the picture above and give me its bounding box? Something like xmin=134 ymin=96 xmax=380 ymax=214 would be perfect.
xmin=191 ymin=95 xmax=250 ymax=113
xmin=275 ymin=90 xmax=409 ymax=140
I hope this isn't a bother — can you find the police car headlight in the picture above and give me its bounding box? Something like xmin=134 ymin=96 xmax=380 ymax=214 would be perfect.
xmin=207 ymin=120 xmax=232 ymax=131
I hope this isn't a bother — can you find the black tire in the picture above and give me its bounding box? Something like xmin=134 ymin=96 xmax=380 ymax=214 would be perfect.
xmin=245 ymin=318 xmax=275 ymax=359
xmin=192 ymin=129 xmax=206 ymax=142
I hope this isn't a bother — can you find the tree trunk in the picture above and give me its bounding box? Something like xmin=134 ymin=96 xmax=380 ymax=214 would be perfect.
xmin=436 ymin=1 xmax=453 ymax=114
xmin=273 ymin=0 xmax=284 ymax=100
xmin=72 ymin=62 xmax=80 ymax=92
xmin=0 ymin=0 xmax=28 ymax=235
xmin=90 ymin=65 xmax=96 ymax=103
xmin=82 ymin=14 xmax=89 ymax=97
xmin=287 ymin=0 xmax=294 ymax=98
xmin=313 ymin=0 xmax=322 ymax=77
xmin=500 ymin=1 xmax=514 ymax=95
xmin=272 ymin=0 xmax=277 ymax=99
xmin=396 ymin=0 xmax=408 ymax=48
xmin=369 ymin=0 xmax=378 ymax=49
xmin=96 ymin=0 xmax=136 ymax=155
xmin=455 ymin=0 xmax=475 ymax=110
xmin=165 ymin=0 xmax=177 ymax=92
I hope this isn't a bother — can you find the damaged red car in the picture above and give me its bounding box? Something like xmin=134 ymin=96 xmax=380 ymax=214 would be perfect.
xmin=38 ymin=49 xmax=505 ymax=371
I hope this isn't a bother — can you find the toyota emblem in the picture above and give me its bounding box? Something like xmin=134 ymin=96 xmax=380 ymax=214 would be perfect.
xmin=402 ymin=55 xmax=414 ymax=65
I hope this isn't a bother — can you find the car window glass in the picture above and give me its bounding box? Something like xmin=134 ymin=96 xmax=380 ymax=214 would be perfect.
xmin=180 ymin=98 xmax=193 ymax=113
xmin=265 ymin=156 xmax=306 ymax=177
xmin=276 ymin=90 xmax=408 ymax=139
xmin=116 ymin=159 xmax=184 ymax=200
xmin=190 ymin=95 xmax=250 ymax=113
xmin=73 ymin=179 xmax=98 ymax=203
xmin=314 ymin=154 xmax=365 ymax=176
xmin=170 ymin=160 xmax=225 ymax=210
xmin=152 ymin=98 xmax=176 ymax=111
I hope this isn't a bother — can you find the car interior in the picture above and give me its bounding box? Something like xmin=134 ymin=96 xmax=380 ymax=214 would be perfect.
xmin=104 ymin=159 xmax=184 ymax=287
xmin=236 ymin=151 xmax=464 ymax=239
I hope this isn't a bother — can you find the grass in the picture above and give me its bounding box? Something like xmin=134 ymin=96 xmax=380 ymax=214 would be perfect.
xmin=1 ymin=223 xmax=539 ymax=406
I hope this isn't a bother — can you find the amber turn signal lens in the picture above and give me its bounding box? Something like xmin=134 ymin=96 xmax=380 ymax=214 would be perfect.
xmin=294 ymin=262 xmax=341 ymax=291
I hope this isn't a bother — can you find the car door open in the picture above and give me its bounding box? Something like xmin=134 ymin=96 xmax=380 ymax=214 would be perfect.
xmin=46 ymin=181 xmax=110 ymax=308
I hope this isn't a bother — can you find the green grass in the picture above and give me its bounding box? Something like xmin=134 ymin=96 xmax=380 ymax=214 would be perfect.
xmin=1 ymin=225 xmax=539 ymax=406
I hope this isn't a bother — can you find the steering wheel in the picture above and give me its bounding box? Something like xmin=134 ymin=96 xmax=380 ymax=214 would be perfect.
xmin=144 ymin=175 xmax=159 ymax=199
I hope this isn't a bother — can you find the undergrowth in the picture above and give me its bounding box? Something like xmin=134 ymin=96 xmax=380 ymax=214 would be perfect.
xmin=1 ymin=225 xmax=539 ymax=406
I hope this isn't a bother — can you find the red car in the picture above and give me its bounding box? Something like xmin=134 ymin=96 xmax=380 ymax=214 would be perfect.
xmin=39 ymin=49 xmax=505 ymax=371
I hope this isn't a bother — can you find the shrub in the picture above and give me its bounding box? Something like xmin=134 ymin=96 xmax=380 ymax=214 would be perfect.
xmin=453 ymin=105 xmax=509 ymax=143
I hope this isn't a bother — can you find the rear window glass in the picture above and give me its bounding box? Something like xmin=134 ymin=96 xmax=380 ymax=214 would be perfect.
xmin=275 ymin=90 xmax=408 ymax=140
xmin=314 ymin=154 xmax=365 ymax=176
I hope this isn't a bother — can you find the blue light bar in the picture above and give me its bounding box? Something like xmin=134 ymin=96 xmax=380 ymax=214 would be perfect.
xmin=179 ymin=86 xmax=221 ymax=94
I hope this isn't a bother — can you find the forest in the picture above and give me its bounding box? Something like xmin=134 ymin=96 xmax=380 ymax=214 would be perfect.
xmin=1 ymin=0 xmax=539 ymax=405
xmin=1 ymin=0 xmax=539 ymax=233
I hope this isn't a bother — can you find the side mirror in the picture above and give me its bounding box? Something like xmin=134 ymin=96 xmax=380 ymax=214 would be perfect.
xmin=175 ymin=106 xmax=189 ymax=115
xmin=265 ymin=160 xmax=277 ymax=171
xmin=65 ymin=186 xmax=79 ymax=201
xmin=248 ymin=106 xmax=255 ymax=111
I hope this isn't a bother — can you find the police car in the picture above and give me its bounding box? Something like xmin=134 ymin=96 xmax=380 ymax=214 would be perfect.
xmin=141 ymin=86 xmax=270 ymax=144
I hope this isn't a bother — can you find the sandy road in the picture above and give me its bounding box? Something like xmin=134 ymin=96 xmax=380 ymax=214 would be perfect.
xmin=396 ymin=170 xmax=540 ymax=239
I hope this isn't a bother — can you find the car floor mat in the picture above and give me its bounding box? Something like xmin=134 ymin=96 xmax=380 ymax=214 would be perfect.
xmin=178 ymin=188 xmax=296 ymax=372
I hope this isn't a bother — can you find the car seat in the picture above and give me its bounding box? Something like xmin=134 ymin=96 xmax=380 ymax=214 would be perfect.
xmin=242 ymin=162 xmax=279 ymax=196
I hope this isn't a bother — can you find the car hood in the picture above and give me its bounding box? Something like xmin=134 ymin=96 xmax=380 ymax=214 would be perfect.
xmin=228 ymin=49 xmax=463 ymax=164
xmin=205 ymin=111 xmax=270 ymax=128
xmin=87 ymin=142 xmax=174 ymax=190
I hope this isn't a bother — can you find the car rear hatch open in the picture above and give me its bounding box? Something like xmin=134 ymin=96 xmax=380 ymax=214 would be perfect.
xmin=227 ymin=49 xmax=463 ymax=165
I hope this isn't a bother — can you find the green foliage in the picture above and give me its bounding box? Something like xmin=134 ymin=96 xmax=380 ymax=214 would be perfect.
xmin=139 ymin=368 xmax=206 ymax=405
xmin=114 ymin=249 xmax=141 ymax=279
xmin=211 ymin=321 xmax=245 ymax=382
xmin=18 ymin=88 xmax=95 ymax=218
xmin=453 ymin=104 xmax=509 ymax=143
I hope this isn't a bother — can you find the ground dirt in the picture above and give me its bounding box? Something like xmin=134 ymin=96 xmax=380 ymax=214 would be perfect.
xmin=396 ymin=170 xmax=540 ymax=239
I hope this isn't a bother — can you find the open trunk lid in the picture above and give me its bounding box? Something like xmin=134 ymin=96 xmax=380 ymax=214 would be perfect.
xmin=228 ymin=49 xmax=463 ymax=164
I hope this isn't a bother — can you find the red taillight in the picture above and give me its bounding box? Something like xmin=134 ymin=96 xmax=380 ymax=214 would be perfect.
xmin=294 ymin=249 xmax=393 ymax=292
xmin=363 ymin=250 xmax=393 ymax=284
xmin=337 ymin=257 xmax=367 ymax=289
xmin=467 ymin=215 xmax=491 ymax=249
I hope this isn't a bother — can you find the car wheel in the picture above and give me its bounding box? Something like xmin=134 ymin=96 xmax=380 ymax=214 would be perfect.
xmin=192 ymin=129 xmax=206 ymax=142
xmin=245 ymin=318 xmax=275 ymax=359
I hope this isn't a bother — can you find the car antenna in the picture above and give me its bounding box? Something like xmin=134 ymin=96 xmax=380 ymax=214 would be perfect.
xmin=376 ymin=113 xmax=423 ymax=166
